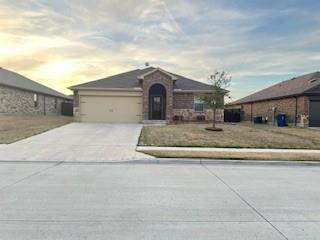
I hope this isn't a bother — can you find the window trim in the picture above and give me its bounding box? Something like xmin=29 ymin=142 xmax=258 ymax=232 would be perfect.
xmin=33 ymin=93 xmax=38 ymax=108
xmin=194 ymin=96 xmax=204 ymax=113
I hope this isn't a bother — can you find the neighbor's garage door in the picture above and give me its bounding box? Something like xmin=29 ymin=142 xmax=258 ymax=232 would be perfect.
xmin=309 ymin=100 xmax=320 ymax=127
xmin=80 ymin=96 xmax=142 ymax=123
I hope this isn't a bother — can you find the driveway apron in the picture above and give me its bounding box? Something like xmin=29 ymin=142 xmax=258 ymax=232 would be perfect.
xmin=0 ymin=123 xmax=152 ymax=162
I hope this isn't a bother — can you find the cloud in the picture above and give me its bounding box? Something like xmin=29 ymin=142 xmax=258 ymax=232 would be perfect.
xmin=0 ymin=0 xmax=319 ymax=99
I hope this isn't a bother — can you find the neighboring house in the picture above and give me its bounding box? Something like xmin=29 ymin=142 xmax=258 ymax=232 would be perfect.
xmin=228 ymin=72 xmax=320 ymax=127
xmin=0 ymin=67 xmax=71 ymax=115
xmin=70 ymin=67 xmax=224 ymax=123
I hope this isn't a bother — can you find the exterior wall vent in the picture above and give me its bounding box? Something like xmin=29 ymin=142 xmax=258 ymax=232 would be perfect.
xmin=310 ymin=78 xmax=319 ymax=83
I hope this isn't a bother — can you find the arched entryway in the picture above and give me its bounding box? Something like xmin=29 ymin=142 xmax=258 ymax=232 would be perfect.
xmin=149 ymin=84 xmax=166 ymax=120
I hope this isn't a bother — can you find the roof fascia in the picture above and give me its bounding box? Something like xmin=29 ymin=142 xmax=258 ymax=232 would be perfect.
xmin=70 ymin=87 xmax=143 ymax=91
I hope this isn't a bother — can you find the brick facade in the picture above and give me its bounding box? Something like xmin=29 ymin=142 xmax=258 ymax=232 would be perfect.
xmin=173 ymin=92 xmax=224 ymax=121
xmin=173 ymin=93 xmax=194 ymax=109
xmin=233 ymin=96 xmax=310 ymax=126
xmin=0 ymin=84 xmax=66 ymax=115
xmin=141 ymin=70 xmax=224 ymax=123
xmin=173 ymin=108 xmax=224 ymax=122
xmin=142 ymin=70 xmax=173 ymax=121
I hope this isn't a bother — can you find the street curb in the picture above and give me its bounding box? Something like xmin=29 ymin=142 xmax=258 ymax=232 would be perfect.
xmin=137 ymin=146 xmax=320 ymax=153
xmin=0 ymin=158 xmax=319 ymax=166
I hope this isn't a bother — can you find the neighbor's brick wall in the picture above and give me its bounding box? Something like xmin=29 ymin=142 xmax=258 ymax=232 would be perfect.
xmin=241 ymin=104 xmax=252 ymax=121
xmin=297 ymin=96 xmax=309 ymax=127
xmin=0 ymin=84 xmax=64 ymax=115
xmin=236 ymin=96 xmax=310 ymax=126
xmin=142 ymin=70 xmax=173 ymax=121
xmin=44 ymin=96 xmax=64 ymax=115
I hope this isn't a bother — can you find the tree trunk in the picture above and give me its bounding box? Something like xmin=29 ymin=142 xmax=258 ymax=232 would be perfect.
xmin=212 ymin=107 xmax=216 ymax=129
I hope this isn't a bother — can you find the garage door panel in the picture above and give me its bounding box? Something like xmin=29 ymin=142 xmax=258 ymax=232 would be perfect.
xmin=309 ymin=101 xmax=320 ymax=127
xmin=80 ymin=96 xmax=142 ymax=123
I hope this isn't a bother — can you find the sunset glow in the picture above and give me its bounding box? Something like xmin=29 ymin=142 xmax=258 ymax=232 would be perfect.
xmin=0 ymin=1 xmax=319 ymax=98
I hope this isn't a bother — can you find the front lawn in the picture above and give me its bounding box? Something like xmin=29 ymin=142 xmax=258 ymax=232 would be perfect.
xmin=0 ymin=115 xmax=73 ymax=144
xmin=139 ymin=123 xmax=320 ymax=149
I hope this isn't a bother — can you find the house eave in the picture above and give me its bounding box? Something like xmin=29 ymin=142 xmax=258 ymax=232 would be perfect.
xmin=173 ymin=89 xmax=212 ymax=93
xmin=0 ymin=83 xmax=70 ymax=100
xmin=229 ymin=93 xmax=307 ymax=106
xmin=173 ymin=89 xmax=229 ymax=93
xmin=69 ymin=86 xmax=143 ymax=92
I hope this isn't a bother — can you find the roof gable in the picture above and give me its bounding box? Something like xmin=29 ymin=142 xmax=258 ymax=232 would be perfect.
xmin=137 ymin=68 xmax=178 ymax=80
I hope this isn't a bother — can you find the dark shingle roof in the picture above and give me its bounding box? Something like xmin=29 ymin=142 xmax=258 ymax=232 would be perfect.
xmin=0 ymin=67 xmax=69 ymax=99
xmin=231 ymin=72 xmax=320 ymax=105
xmin=70 ymin=67 xmax=212 ymax=91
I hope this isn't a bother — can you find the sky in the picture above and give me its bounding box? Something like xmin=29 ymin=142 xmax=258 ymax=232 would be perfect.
xmin=0 ymin=0 xmax=319 ymax=100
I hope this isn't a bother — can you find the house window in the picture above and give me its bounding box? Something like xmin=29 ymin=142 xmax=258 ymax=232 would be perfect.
xmin=33 ymin=94 xmax=38 ymax=108
xmin=194 ymin=97 xmax=204 ymax=112
xmin=54 ymin=98 xmax=58 ymax=109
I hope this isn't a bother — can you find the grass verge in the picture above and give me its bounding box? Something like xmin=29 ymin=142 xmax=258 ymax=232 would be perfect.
xmin=138 ymin=148 xmax=320 ymax=161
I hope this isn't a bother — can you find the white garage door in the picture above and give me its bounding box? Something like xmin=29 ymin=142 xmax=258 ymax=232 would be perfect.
xmin=80 ymin=96 xmax=142 ymax=123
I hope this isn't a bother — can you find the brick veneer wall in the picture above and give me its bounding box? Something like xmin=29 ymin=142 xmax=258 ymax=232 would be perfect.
xmin=173 ymin=92 xmax=224 ymax=122
xmin=142 ymin=70 xmax=173 ymax=121
xmin=0 ymin=84 xmax=65 ymax=115
xmin=173 ymin=92 xmax=194 ymax=109
xmin=234 ymin=96 xmax=310 ymax=126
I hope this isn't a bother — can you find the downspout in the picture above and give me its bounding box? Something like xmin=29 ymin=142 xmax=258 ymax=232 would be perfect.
xmin=250 ymin=103 xmax=253 ymax=122
xmin=44 ymin=95 xmax=46 ymax=115
xmin=294 ymin=96 xmax=298 ymax=127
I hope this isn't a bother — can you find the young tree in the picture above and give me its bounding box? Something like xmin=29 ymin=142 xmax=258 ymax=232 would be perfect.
xmin=199 ymin=71 xmax=231 ymax=131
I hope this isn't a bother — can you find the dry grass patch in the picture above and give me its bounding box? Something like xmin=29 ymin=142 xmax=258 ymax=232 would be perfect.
xmin=139 ymin=149 xmax=320 ymax=161
xmin=0 ymin=115 xmax=73 ymax=144
xmin=139 ymin=123 xmax=320 ymax=149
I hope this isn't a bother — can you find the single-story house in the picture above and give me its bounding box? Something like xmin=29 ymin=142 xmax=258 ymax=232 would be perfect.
xmin=0 ymin=67 xmax=71 ymax=115
xmin=228 ymin=71 xmax=320 ymax=127
xmin=70 ymin=67 xmax=224 ymax=123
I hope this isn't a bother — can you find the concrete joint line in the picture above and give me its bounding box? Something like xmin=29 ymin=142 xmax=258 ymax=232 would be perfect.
xmin=0 ymin=161 xmax=64 ymax=192
xmin=201 ymin=163 xmax=289 ymax=240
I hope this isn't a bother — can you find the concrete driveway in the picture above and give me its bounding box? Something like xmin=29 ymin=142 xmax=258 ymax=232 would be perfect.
xmin=0 ymin=160 xmax=319 ymax=239
xmin=0 ymin=123 xmax=152 ymax=162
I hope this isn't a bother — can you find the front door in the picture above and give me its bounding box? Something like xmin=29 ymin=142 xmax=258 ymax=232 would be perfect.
xmin=151 ymin=96 xmax=163 ymax=120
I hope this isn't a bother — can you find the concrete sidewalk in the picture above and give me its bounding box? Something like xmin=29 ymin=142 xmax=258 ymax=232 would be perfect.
xmin=137 ymin=146 xmax=320 ymax=161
